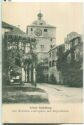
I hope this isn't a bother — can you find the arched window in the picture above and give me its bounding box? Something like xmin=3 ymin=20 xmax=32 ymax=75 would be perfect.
xmin=49 ymin=61 xmax=52 ymax=67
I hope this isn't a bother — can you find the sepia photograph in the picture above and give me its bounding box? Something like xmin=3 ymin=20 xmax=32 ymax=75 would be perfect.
xmin=1 ymin=2 xmax=83 ymax=123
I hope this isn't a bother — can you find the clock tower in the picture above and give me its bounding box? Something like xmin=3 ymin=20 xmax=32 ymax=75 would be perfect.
xmin=26 ymin=12 xmax=56 ymax=63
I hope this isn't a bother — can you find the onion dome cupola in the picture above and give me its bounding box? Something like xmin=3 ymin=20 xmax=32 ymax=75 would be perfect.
xmin=32 ymin=12 xmax=46 ymax=26
xmin=37 ymin=12 xmax=43 ymax=20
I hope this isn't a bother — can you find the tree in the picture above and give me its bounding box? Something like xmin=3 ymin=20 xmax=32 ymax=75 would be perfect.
xmin=56 ymin=38 xmax=83 ymax=87
xmin=36 ymin=62 xmax=45 ymax=83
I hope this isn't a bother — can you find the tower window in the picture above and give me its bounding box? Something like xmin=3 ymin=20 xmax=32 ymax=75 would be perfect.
xmin=40 ymin=45 xmax=44 ymax=50
xmin=40 ymin=45 xmax=44 ymax=49
xmin=40 ymin=23 xmax=43 ymax=25
xmin=31 ymin=28 xmax=33 ymax=31
xmin=44 ymin=29 xmax=47 ymax=32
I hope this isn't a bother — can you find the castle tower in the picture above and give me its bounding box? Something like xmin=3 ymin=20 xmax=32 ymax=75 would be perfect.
xmin=26 ymin=12 xmax=56 ymax=63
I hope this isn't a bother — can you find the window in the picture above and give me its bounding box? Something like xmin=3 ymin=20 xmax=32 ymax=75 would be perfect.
xmin=52 ymin=51 xmax=55 ymax=57
xmin=52 ymin=60 xmax=55 ymax=67
xmin=40 ymin=45 xmax=44 ymax=49
xmin=31 ymin=28 xmax=33 ymax=31
xmin=44 ymin=29 xmax=47 ymax=32
xmin=49 ymin=52 xmax=51 ymax=57
xmin=75 ymin=49 xmax=80 ymax=61
xmin=49 ymin=61 xmax=52 ymax=67
xmin=40 ymin=23 xmax=43 ymax=25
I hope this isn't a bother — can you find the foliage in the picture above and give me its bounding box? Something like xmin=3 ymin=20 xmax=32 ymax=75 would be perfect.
xmin=36 ymin=62 xmax=45 ymax=83
xmin=56 ymin=42 xmax=83 ymax=87
xmin=7 ymin=48 xmax=22 ymax=75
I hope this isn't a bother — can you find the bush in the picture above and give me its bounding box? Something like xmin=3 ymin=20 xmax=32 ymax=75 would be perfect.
xmin=63 ymin=69 xmax=83 ymax=87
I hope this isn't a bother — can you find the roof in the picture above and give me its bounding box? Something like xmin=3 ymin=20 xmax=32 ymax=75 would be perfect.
xmin=2 ymin=21 xmax=28 ymax=37
xmin=67 ymin=32 xmax=80 ymax=42
xmin=2 ymin=21 xmax=28 ymax=38
xmin=2 ymin=21 xmax=14 ymax=29
xmin=48 ymin=44 xmax=65 ymax=53
xmin=31 ymin=19 xmax=55 ymax=28
xmin=32 ymin=19 xmax=46 ymax=25
xmin=28 ymin=25 xmax=56 ymax=28
xmin=6 ymin=27 xmax=28 ymax=38
xmin=28 ymin=12 xmax=56 ymax=28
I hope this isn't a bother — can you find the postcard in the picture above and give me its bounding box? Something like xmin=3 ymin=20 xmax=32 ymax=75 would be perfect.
xmin=1 ymin=1 xmax=84 ymax=124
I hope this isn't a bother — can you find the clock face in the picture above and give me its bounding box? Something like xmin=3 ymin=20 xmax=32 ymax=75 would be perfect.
xmin=34 ymin=28 xmax=42 ymax=36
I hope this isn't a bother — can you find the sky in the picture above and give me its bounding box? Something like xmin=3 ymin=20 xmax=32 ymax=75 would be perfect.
xmin=2 ymin=2 xmax=83 ymax=45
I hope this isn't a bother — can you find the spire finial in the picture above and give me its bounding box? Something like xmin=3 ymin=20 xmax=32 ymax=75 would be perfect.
xmin=37 ymin=10 xmax=43 ymax=20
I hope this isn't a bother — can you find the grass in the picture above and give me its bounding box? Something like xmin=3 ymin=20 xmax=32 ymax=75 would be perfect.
xmin=3 ymin=86 xmax=46 ymax=92
xmin=2 ymin=85 xmax=49 ymax=104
